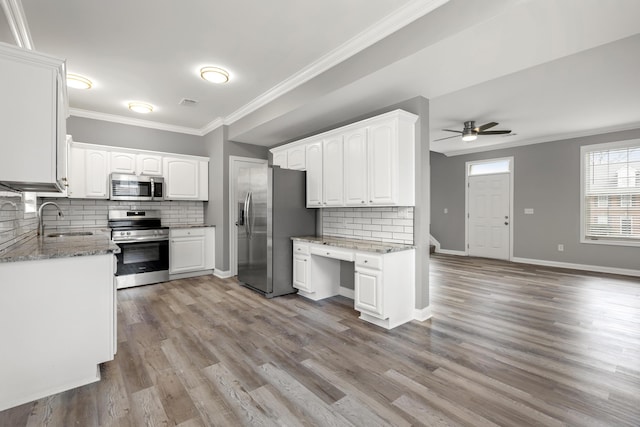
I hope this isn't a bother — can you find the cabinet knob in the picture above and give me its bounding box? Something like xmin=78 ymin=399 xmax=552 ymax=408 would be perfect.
xmin=369 ymin=200 xmax=373 ymax=203
xmin=364 ymin=260 xmax=368 ymax=263
xmin=361 ymin=201 xmax=365 ymax=204
xmin=326 ymin=252 xmax=330 ymax=255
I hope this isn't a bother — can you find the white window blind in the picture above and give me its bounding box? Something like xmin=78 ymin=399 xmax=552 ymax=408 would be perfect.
xmin=583 ymin=141 xmax=640 ymax=244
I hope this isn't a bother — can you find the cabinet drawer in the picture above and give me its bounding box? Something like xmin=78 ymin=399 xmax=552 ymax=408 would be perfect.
xmin=171 ymin=228 xmax=205 ymax=238
xmin=293 ymin=243 xmax=310 ymax=255
xmin=355 ymin=253 xmax=382 ymax=270
xmin=310 ymin=246 xmax=354 ymax=262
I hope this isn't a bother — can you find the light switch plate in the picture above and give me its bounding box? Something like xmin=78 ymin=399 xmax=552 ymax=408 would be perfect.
xmin=524 ymin=208 xmax=534 ymax=215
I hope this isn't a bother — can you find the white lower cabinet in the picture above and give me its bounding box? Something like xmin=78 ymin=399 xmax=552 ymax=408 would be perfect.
xmin=293 ymin=253 xmax=311 ymax=292
xmin=0 ymin=254 xmax=116 ymax=411
xmin=169 ymin=227 xmax=215 ymax=275
xmin=291 ymin=239 xmax=415 ymax=329
xmin=354 ymin=266 xmax=383 ymax=317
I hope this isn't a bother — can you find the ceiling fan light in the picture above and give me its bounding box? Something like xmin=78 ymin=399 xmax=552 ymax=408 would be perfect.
xmin=66 ymin=73 xmax=92 ymax=89
xmin=462 ymin=129 xmax=477 ymax=142
xmin=200 ymin=66 xmax=229 ymax=84
xmin=127 ymin=101 xmax=154 ymax=114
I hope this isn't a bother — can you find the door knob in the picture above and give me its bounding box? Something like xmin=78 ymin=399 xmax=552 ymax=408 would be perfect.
xmin=504 ymin=222 xmax=509 ymax=225
xmin=505 ymin=216 xmax=509 ymax=219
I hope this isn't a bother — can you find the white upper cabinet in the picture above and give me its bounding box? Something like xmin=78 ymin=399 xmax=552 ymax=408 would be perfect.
xmin=343 ymin=127 xmax=368 ymax=206
xmin=368 ymin=119 xmax=398 ymax=205
xmin=306 ymin=141 xmax=323 ymax=207
xmin=110 ymin=152 xmax=136 ymax=174
xmin=137 ymin=154 xmax=162 ymax=175
xmin=272 ymin=150 xmax=287 ymax=168
xmin=285 ymin=110 xmax=417 ymax=208
xmin=68 ymin=143 xmax=109 ymax=199
xmin=0 ymin=43 xmax=68 ymax=192
xmin=163 ymin=157 xmax=208 ymax=201
xmin=322 ymin=136 xmax=344 ymax=206
xmin=110 ymin=151 xmax=163 ymax=176
xmin=287 ymin=145 xmax=306 ymax=170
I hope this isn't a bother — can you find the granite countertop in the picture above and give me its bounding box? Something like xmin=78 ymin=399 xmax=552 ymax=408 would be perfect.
xmin=0 ymin=228 xmax=120 ymax=263
xmin=291 ymin=235 xmax=414 ymax=254
xmin=169 ymin=224 xmax=215 ymax=229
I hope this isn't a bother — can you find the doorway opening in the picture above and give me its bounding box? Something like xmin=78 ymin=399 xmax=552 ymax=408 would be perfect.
xmin=465 ymin=157 xmax=514 ymax=260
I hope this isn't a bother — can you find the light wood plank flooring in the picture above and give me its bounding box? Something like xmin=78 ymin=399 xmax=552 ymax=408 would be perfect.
xmin=1 ymin=254 xmax=639 ymax=426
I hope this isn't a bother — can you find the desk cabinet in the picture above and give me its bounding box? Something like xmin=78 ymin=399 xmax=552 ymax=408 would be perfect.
xmin=292 ymin=240 xmax=415 ymax=329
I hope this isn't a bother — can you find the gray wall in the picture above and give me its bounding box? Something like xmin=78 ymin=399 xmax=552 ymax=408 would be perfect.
xmin=67 ymin=116 xmax=207 ymax=156
xmin=431 ymin=128 xmax=640 ymax=271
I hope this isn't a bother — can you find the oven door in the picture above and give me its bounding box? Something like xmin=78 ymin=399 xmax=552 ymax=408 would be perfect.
xmin=114 ymin=239 xmax=169 ymax=288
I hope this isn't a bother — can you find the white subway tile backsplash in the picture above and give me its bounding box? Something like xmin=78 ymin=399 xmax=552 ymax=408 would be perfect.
xmin=322 ymin=207 xmax=414 ymax=245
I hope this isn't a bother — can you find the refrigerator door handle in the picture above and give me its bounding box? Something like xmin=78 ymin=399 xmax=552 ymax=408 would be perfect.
xmin=243 ymin=192 xmax=250 ymax=237
xmin=246 ymin=191 xmax=253 ymax=239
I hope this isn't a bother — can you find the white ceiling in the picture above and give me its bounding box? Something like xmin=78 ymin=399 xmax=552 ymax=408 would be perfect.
xmin=2 ymin=0 xmax=640 ymax=155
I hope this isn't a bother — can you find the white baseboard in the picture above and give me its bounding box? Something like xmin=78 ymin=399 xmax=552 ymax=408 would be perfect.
xmin=435 ymin=248 xmax=467 ymax=256
xmin=413 ymin=306 xmax=433 ymax=322
xmin=170 ymin=269 xmax=215 ymax=281
xmin=214 ymin=269 xmax=233 ymax=279
xmin=429 ymin=234 xmax=441 ymax=252
xmin=339 ymin=286 xmax=354 ymax=299
xmin=511 ymin=257 xmax=640 ymax=278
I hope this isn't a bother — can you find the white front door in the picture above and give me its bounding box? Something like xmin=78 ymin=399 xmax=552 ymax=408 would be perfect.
xmin=468 ymin=173 xmax=510 ymax=260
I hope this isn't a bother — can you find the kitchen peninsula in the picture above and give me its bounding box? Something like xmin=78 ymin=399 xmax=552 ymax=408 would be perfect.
xmin=0 ymin=230 xmax=119 ymax=411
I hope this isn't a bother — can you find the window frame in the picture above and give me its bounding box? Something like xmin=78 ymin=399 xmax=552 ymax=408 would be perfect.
xmin=580 ymin=139 xmax=640 ymax=247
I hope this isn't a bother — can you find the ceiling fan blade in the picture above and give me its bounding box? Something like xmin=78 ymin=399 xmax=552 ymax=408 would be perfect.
xmin=434 ymin=134 xmax=461 ymax=141
xmin=442 ymin=129 xmax=463 ymax=134
xmin=475 ymin=122 xmax=498 ymax=132
xmin=478 ymin=130 xmax=511 ymax=135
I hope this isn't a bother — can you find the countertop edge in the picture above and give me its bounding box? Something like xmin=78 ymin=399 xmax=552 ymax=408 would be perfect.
xmin=291 ymin=236 xmax=415 ymax=254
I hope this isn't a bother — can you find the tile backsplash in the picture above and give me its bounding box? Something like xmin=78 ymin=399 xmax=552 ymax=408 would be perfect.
xmin=0 ymin=193 xmax=37 ymax=253
xmin=322 ymin=207 xmax=414 ymax=244
xmin=40 ymin=198 xmax=204 ymax=229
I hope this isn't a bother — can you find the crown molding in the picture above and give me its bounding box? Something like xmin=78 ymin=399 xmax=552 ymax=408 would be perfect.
xmin=224 ymin=0 xmax=450 ymax=125
xmin=200 ymin=117 xmax=226 ymax=136
xmin=439 ymin=121 xmax=640 ymax=157
xmin=0 ymin=0 xmax=34 ymax=49
xmin=69 ymin=108 xmax=204 ymax=136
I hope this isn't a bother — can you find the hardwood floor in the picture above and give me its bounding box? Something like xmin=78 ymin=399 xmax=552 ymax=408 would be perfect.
xmin=2 ymin=254 xmax=639 ymax=426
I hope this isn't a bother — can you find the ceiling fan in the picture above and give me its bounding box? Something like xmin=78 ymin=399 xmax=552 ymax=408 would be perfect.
xmin=435 ymin=121 xmax=511 ymax=142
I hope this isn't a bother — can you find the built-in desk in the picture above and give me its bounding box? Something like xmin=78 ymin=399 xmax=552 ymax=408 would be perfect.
xmin=291 ymin=236 xmax=415 ymax=329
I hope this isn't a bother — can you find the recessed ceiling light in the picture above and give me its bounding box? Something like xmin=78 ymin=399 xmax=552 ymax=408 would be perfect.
xmin=200 ymin=66 xmax=230 ymax=84
xmin=127 ymin=101 xmax=154 ymax=114
xmin=67 ymin=73 xmax=92 ymax=89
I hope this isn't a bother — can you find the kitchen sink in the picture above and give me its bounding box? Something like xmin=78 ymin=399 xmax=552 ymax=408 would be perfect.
xmin=46 ymin=231 xmax=94 ymax=237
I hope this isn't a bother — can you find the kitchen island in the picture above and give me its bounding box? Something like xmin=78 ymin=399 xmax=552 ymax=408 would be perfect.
xmin=0 ymin=229 xmax=119 ymax=411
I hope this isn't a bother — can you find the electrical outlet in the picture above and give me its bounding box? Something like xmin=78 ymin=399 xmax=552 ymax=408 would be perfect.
xmin=444 ymin=208 xmax=448 ymax=214
xmin=398 ymin=207 xmax=408 ymax=218
xmin=557 ymin=244 xmax=564 ymax=252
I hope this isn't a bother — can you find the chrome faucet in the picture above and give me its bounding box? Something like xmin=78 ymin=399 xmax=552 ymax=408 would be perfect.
xmin=38 ymin=202 xmax=64 ymax=236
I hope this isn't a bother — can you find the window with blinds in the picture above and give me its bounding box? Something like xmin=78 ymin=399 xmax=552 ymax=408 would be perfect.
xmin=582 ymin=140 xmax=640 ymax=245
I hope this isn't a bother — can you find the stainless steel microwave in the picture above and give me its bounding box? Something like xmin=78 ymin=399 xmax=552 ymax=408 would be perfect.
xmin=110 ymin=173 xmax=164 ymax=201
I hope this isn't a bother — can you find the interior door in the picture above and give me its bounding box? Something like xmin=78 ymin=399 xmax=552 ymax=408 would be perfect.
xmin=468 ymin=173 xmax=510 ymax=260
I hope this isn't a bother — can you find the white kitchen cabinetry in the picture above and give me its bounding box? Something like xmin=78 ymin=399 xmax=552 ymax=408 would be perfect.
xmin=169 ymin=227 xmax=215 ymax=276
xmin=306 ymin=141 xmax=323 ymax=207
xmin=110 ymin=151 xmax=163 ymax=176
xmin=0 ymin=254 xmax=116 ymax=411
xmin=137 ymin=154 xmax=163 ymax=175
xmin=163 ymin=157 xmax=208 ymax=200
xmin=0 ymin=43 xmax=68 ymax=193
xmin=272 ymin=150 xmax=287 ymax=168
xmin=323 ymin=136 xmax=344 ymax=206
xmin=287 ymin=145 xmax=306 ymax=170
xmin=291 ymin=239 xmax=415 ymax=329
xmin=292 ymin=243 xmax=311 ymax=292
xmin=272 ymin=110 xmax=417 ymax=207
xmin=343 ymin=127 xmax=368 ymax=205
xmin=110 ymin=151 xmax=136 ymax=174
xmin=68 ymin=143 xmax=110 ymax=199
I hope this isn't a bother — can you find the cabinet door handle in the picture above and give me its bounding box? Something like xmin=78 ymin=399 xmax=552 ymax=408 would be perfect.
xmin=364 ymin=260 xmax=368 ymax=263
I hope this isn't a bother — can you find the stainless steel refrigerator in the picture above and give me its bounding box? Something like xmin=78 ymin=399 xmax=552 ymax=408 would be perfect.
xmin=236 ymin=166 xmax=316 ymax=297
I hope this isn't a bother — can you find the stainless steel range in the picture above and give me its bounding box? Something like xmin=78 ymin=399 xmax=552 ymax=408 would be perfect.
xmin=109 ymin=210 xmax=169 ymax=289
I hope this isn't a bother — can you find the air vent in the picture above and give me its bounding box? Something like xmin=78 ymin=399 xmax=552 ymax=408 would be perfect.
xmin=179 ymin=98 xmax=199 ymax=107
